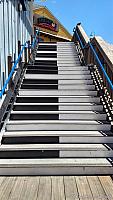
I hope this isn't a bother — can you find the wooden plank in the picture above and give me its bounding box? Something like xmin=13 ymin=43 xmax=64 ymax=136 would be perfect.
xmin=37 ymin=177 xmax=51 ymax=200
xmin=0 ymin=177 xmax=16 ymax=200
xmin=51 ymin=176 xmax=65 ymax=200
xmin=76 ymin=176 xmax=93 ymax=200
xmin=99 ymin=176 xmax=113 ymax=200
xmin=87 ymin=176 xmax=108 ymax=200
xmin=20 ymin=177 xmax=40 ymax=200
xmin=8 ymin=177 xmax=26 ymax=200
xmin=64 ymin=176 xmax=79 ymax=200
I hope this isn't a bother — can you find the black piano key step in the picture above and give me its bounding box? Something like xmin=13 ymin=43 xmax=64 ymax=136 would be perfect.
xmin=2 ymin=136 xmax=59 ymax=144
xmin=21 ymin=84 xmax=58 ymax=90
xmin=34 ymin=60 xmax=57 ymax=66
xmin=27 ymin=65 xmax=58 ymax=70
xmin=0 ymin=151 xmax=59 ymax=159
xmin=16 ymin=97 xmax=58 ymax=103
xmin=38 ymin=45 xmax=57 ymax=51
xmin=10 ymin=114 xmax=59 ymax=120
xmin=26 ymin=69 xmax=58 ymax=74
xmin=13 ymin=105 xmax=58 ymax=111
xmin=36 ymin=53 xmax=57 ymax=58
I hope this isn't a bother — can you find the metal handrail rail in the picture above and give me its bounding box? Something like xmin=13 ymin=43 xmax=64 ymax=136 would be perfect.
xmin=75 ymin=30 xmax=113 ymax=90
xmin=0 ymin=31 xmax=39 ymax=98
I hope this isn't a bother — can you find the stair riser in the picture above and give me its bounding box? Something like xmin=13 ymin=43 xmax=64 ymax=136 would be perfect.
xmin=0 ymin=150 xmax=112 ymax=159
xmin=59 ymin=105 xmax=103 ymax=111
xmin=59 ymin=114 xmax=106 ymax=120
xmin=13 ymin=105 xmax=58 ymax=111
xmin=58 ymin=61 xmax=80 ymax=64
xmin=58 ymin=58 xmax=80 ymax=62
xmin=58 ymin=67 xmax=88 ymax=70
xmin=10 ymin=114 xmax=59 ymax=120
xmin=26 ymin=70 xmax=58 ymax=74
xmin=58 ymin=71 xmax=90 ymax=75
xmin=19 ymin=90 xmax=98 ymax=96
xmin=16 ymin=97 xmax=100 ymax=103
xmin=6 ymin=124 xmax=111 ymax=131
xmin=59 ymin=97 xmax=100 ymax=103
xmin=10 ymin=113 xmax=106 ymax=121
xmin=3 ymin=135 xmax=112 ymax=144
xmin=2 ymin=137 xmax=59 ymax=144
xmin=13 ymin=105 xmax=103 ymax=111
xmin=36 ymin=53 xmax=57 ymax=58
xmin=16 ymin=97 xmax=58 ymax=103
xmin=58 ymin=80 xmax=93 ymax=84
xmin=21 ymin=84 xmax=58 ymax=89
xmin=0 ymin=167 xmax=112 ymax=176
xmin=23 ymin=79 xmax=58 ymax=84
xmin=21 ymin=84 xmax=95 ymax=90
xmin=34 ymin=61 xmax=57 ymax=65
xmin=58 ymin=85 xmax=95 ymax=90
xmin=27 ymin=66 xmax=58 ymax=70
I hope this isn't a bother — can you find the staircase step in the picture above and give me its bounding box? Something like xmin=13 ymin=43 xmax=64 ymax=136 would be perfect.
xmin=0 ymin=144 xmax=111 ymax=159
xmin=58 ymin=66 xmax=88 ymax=70
xmin=10 ymin=111 xmax=106 ymax=121
xmin=21 ymin=84 xmax=95 ymax=90
xmin=16 ymin=96 xmax=100 ymax=103
xmin=37 ymin=51 xmax=57 ymax=54
xmin=0 ymin=158 xmax=112 ymax=175
xmin=26 ymin=69 xmax=58 ymax=74
xmin=24 ymin=74 xmax=92 ymax=80
xmin=36 ymin=53 xmax=57 ymax=58
xmin=6 ymin=120 xmax=111 ymax=131
xmin=58 ymin=85 xmax=95 ymax=89
xmin=19 ymin=89 xmax=98 ymax=96
xmin=13 ymin=102 xmax=103 ymax=111
xmin=58 ymin=71 xmax=90 ymax=75
xmin=34 ymin=61 xmax=57 ymax=66
xmin=3 ymin=131 xmax=112 ymax=137
xmin=58 ymin=80 xmax=93 ymax=84
xmin=35 ymin=57 xmax=57 ymax=61
xmin=21 ymin=84 xmax=58 ymax=89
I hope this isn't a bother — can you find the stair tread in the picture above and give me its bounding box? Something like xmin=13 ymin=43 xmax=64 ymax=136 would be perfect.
xmin=3 ymin=131 xmax=111 ymax=137
xmin=35 ymin=58 xmax=57 ymax=61
xmin=14 ymin=102 xmax=101 ymax=106
xmin=0 ymin=144 xmax=109 ymax=151
xmin=0 ymin=158 xmax=111 ymax=166
xmin=7 ymin=120 xmax=109 ymax=125
xmin=11 ymin=111 xmax=105 ymax=114
xmin=24 ymin=74 xmax=92 ymax=79
xmin=37 ymin=51 xmax=57 ymax=53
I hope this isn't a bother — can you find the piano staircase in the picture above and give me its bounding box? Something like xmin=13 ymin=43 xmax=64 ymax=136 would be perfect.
xmin=0 ymin=42 xmax=113 ymax=175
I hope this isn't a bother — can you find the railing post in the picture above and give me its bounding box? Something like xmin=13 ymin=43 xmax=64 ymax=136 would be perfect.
xmin=18 ymin=40 xmax=21 ymax=65
xmin=24 ymin=47 xmax=27 ymax=64
xmin=8 ymin=55 xmax=12 ymax=89
xmin=28 ymin=40 xmax=30 ymax=61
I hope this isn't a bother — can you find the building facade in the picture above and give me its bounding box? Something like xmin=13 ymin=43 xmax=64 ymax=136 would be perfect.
xmin=0 ymin=0 xmax=33 ymax=93
xmin=33 ymin=5 xmax=72 ymax=42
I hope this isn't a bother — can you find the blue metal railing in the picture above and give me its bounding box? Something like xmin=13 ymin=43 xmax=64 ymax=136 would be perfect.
xmin=0 ymin=30 xmax=39 ymax=98
xmin=75 ymin=29 xmax=113 ymax=91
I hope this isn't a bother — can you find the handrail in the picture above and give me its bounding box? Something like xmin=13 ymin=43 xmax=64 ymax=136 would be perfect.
xmin=0 ymin=31 xmax=39 ymax=98
xmin=75 ymin=29 xmax=113 ymax=91
xmin=31 ymin=30 xmax=39 ymax=49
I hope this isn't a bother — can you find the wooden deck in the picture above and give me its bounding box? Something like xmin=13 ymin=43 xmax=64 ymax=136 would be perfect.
xmin=0 ymin=176 xmax=113 ymax=200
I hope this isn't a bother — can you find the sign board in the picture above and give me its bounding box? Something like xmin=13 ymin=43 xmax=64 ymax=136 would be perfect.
xmin=35 ymin=17 xmax=59 ymax=32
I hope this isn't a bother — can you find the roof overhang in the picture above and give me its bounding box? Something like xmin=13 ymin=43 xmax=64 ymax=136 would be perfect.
xmin=38 ymin=30 xmax=71 ymax=41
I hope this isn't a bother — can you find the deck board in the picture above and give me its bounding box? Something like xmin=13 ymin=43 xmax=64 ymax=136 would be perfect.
xmin=0 ymin=176 xmax=113 ymax=200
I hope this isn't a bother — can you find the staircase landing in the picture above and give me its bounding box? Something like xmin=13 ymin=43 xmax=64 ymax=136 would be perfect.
xmin=0 ymin=176 xmax=113 ymax=200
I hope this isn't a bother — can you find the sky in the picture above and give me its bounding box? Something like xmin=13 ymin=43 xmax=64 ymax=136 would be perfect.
xmin=34 ymin=0 xmax=113 ymax=44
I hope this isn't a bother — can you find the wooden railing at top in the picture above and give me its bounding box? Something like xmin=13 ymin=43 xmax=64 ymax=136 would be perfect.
xmin=72 ymin=23 xmax=113 ymax=103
